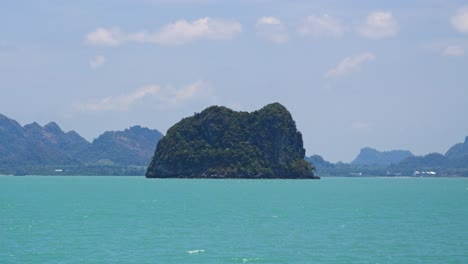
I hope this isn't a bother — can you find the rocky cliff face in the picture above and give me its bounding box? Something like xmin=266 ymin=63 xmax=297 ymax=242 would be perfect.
xmin=146 ymin=103 xmax=315 ymax=179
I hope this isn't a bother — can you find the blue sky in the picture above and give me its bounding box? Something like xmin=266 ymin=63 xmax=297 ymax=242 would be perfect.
xmin=1 ymin=0 xmax=467 ymax=162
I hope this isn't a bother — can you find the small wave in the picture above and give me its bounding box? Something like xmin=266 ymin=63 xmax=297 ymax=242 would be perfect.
xmin=187 ymin=249 xmax=205 ymax=254
xmin=232 ymin=257 xmax=262 ymax=263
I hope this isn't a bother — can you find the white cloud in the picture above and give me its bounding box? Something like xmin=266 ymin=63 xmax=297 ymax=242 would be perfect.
xmin=256 ymin=16 xmax=289 ymax=43
xmin=358 ymin=11 xmax=398 ymax=39
xmin=74 ymin=81 xmax=214 ymax=112
xmin=150 ymin=17 xmax=241 ymax=44
xmin=85 ymin=28 xmax=122 ymax=46
xmin=76 ymin=85 xmax=161 ymax=112
xmin=451 ymin=7 xmax=468 ymax=33
xmin=326 ymin=52 xmax=376 ymax=77
xmin=298 ymin=14 xmax=344 ymax=38
xmin=89 ymin=55 xmax=106 ymax=69
xmin=257 ymin=16 xmax=281 ymax=25
xmin=442 ymin=46 xmax=465 ymax=56
xmin=166 ymin=81 xmax=213 ymax=105
xmin=85 ymin=17 xmax=242 ymax=46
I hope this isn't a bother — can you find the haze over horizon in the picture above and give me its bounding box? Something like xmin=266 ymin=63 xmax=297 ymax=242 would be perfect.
xmin=1 ymin=0 xmax=467 ymax=162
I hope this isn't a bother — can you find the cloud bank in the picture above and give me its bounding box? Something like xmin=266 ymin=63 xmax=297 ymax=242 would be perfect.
xmin=85 ymin=17 xmax=242 ymax=46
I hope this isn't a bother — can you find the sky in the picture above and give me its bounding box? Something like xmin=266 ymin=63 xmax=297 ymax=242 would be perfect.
xmin=1 ymin=0 xmax=467 ymax=162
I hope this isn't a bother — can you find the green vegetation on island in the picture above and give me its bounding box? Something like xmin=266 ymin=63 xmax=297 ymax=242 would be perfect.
xmin=146 ymin=103 xmax=317 ymax=179
xmin=1 ymin=110 xmax=467 ymax=177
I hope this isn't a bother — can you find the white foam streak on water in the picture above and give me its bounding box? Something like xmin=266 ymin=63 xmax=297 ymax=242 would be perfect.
xmin=231 ymin=257 xmax=262 ymax=263
xmin=187 ymin=249 xmax=205 ymax=254
xmin=243 ymin=257 xmax=262 ymax=263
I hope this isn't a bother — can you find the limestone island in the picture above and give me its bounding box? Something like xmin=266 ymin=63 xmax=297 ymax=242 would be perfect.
xmin=146 ymin=103 xmax=319 ymax=179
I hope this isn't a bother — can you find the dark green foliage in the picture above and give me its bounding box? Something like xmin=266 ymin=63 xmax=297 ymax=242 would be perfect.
xmin=146 ymin=103 xmax=315 ymax=179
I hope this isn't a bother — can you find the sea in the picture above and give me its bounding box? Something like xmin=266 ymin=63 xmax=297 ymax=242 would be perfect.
xmin=1 ymin=176 xmax=467 ymax=264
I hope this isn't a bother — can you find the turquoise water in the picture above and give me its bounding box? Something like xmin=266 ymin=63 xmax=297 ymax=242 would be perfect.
xmin=1 ymin=177 xmax=468 ymax=263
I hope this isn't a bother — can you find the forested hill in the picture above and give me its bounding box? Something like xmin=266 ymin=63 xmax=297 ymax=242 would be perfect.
xmin=0 ymin=114 xmax=162 ymax=175
xmin=146 ymin=103 xmax=316 ymax=179
xmin=351 ymin=147 xmax=414 ymax=166
xmin=308 ymin=136 xmax=468 ymax=177
xmin=77 ymin=126 xmax=163 ymax=166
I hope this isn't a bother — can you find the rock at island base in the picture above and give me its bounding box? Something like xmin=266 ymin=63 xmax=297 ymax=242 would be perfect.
xmin=146 ymin=103 xmax=318 ymax=179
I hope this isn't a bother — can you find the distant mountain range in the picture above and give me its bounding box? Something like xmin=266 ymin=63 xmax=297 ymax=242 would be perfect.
xmin=397 ymin=137 xmax=468 ymax=170
xmin=1 ymin=112 xmax=466 ymax=176
xmin=0 ymin=114 xmax=163 ymax=175
xmin=351 ymin=147 xmax=414 ymax=166
xmin=307 ymin=137 xmax=468 ymax=177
